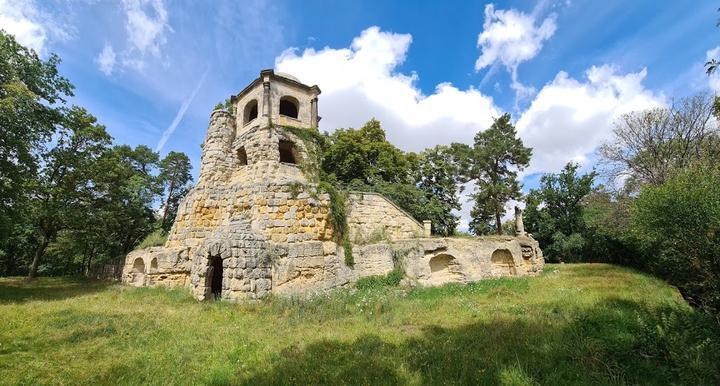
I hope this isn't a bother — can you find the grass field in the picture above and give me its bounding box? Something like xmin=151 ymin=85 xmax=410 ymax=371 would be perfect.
xmin=1 ymin=264 xmax=719 ymax=385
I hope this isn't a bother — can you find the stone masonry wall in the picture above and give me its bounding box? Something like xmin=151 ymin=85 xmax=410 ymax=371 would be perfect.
xmin=347 ymin=192 xmax=424 ymax=242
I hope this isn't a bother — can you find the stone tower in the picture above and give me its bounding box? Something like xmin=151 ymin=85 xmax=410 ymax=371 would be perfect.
xmin=122 ymin=69 xmax=544 ymax=301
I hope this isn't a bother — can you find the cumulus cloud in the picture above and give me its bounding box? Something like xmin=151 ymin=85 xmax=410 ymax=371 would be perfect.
xmin=516 ymin=65 xmax=664 ymax=174
xmin=475 ymin=4 xmax=557 ymax=104
xmin=273 ymin=26 xmax=663 ymax=230
xmin=275 ymin=26 xmax=500 ymax=151
xmin=96 ymin=43 xmax=117 ymax=75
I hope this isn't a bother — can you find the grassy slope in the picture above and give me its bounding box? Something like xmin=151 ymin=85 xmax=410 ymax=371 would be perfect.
xmin=0 ymin=264 xmax=719 ymax=385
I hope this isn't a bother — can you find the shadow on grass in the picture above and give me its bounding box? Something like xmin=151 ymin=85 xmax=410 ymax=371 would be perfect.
xmin=241 ymin=297 xmax=720 ymax=386
xmin=0 ymin=277 xmax=112 ymax=304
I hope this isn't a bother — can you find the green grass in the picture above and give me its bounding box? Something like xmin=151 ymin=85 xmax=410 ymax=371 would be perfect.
xmin=1 ymin=264 xmax=719 ymax=385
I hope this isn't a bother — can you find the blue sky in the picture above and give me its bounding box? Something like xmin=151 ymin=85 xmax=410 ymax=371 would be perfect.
xmin=2 ymin=0 xmax=719 ymax=227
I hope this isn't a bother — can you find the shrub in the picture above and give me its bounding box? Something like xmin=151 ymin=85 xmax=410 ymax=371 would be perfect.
xmin=355 ymin=268 xmax=404 ymax=290
xmin=136 ymin=229 xmax=168 ymax=250
xmin=633 ymin=165 xmax=720 ymax=319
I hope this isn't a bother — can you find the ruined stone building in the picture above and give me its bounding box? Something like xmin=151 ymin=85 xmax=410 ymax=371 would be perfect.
xmin=123 ymin=70 xmax=544 ymax=300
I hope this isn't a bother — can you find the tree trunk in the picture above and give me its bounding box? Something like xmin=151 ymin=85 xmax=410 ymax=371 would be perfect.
xmin=161 ymin=180 xmax=176 ymax=228
xmin=28 ymin=237 xmax=49 ymax=279
xmin=495 ymin=205 xmax=502 ymax=235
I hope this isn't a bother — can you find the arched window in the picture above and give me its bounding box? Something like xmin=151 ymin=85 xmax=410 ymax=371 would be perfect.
xmin=243 ymin=100 xmax=258 ymax=124
xmin=279 ymin=140 xmax=299 ymax=164
xmin=150 ymin=258 xmax=158 ymax=270
xmin=237 ymin=146 xmax=248 ymax=166
xmin=279 ymin=96 xmax=299 ymax=119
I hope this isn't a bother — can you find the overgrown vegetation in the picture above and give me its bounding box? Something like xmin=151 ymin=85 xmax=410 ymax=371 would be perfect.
xmin=136 ymin=229 xmax=168 ymax=250
xmin=355 ymin=268 xmax=404 ymax=290
xmin=1 ymin=265 xmax=719 ymax=384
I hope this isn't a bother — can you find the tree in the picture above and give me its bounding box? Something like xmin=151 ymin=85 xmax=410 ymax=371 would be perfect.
xmin=0 ymin=30 xmax=73 ymax=271
xmin=452 ymin=113 xmax=532 ymax=235
xmin=633 ymin=165 xmax=720 ymax=319
xmin=524 ymin=162 xmax=597 ymax=262
xmin=412 ymin=146 xmax=461 ymax=236
xmin=322 ymin=119 xmax=410 ymax=186
xmin=600 ymin=93 xmax=720 ymax=188
xmin=158 ymin=151 xmax=192 ymax=232
xmin=27 ymin=107 xmax=112 ymax=278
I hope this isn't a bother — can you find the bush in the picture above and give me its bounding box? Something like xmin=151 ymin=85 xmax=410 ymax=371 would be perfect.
xmin=633 ymin=165 xmax=720 ymax=319
xmin=355 ymin=268 xmax=404 ymax=290
xmin=136 ymin=229 xmax=168 ymax=250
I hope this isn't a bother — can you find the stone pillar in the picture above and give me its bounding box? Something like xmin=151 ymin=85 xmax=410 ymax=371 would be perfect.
xmin=423 ymin=220 xmax=432 ymax=237
xmin=262 ymin=81 xmax=271 ymax=123
xmin=514 ymin=206 xmax=525 ymax=237
xmin=310 ymin=97 xmax=318 ymax=128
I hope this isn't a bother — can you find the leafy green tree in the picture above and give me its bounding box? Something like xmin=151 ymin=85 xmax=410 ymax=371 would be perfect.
xmin=452 ymin=113 xmax=532 ymax=235
xmin=413 ymin=146 xmax=461 ymax=235
xmin=27 ymin=107 xmax=112 ymax=278
xmin=158 ymin=151 xmax=193 ymax=232
xmin=524 ymin=162 xmax=596 ymax=262
xmin=0 ymin=30 xmax=73 ymax=271
xmin=322 ymin=119 xmax=410 ymax=186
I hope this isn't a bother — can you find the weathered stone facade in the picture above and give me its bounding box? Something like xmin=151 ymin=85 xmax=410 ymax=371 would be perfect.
xmin=122 ymin=69 xmax=544 ymax=300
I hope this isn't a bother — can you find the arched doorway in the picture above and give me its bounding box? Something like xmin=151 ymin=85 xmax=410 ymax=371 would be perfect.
xmin=209 ymin=255 xmax=223 ymax=299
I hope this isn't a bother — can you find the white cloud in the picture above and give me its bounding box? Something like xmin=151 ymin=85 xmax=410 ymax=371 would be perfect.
xmin=275 ymin=26 xmax=501 ymax=151
xmin=0 ymin=0 xmax=73 ymax=54
xmin=475 ymin=4 xmax=557 ymax=104
xmin=122 ymin=0 xmax=170 ymax=56
xmin=516 ymin=65 xmax=664 ymax=174
xmin=156 ymin=67 xmax=209 ymax=152
xmin=96 ymin=43 xmax=117 ymax=75
xmin=0 ymin=0 xmax=46 ymax=53
xmin=273 ymin=26 xmax=664 ymax=230
xmin=96 ymin=0 xmax=172 ymax=75
xmin=706 ymin=46 xmax=720 ymax=93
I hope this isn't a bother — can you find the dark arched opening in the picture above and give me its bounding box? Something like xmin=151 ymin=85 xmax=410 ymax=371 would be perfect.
xmin=237 ymin=146 xmax=248 ymax=166
xmin=279 ymin=140 xmax=299 ymax=164
xmin=243 ymin=99 xmax=258 ymax=124
xmin=150 ymin=258 xmax=158 ymax=270
xmin=210 ymin=255 xmax=223 ymax=299
xmin=279 ymin=96 xmax=299 ymax=118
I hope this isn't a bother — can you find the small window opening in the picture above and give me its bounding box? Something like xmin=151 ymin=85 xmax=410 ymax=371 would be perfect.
xmin=243 ymin=100 xmax=258 ymax=124
xmin=150 ymin=258 xmax=158 ymax=270
xmin=279 ymin=97 xmax=299 ymax=118
xmin=279 ymin=140 xmax=299 ymax=164
xmin=237 ymin=146 xmax=248 ymax=166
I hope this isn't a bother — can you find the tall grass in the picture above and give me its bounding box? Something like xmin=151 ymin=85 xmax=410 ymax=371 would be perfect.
xmin=0 ymin=264 xmax=718 ymax=385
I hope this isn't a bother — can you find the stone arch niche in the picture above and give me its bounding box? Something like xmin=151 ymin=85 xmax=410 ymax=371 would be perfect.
xmin=243 ymin=99 xmax=258 ymax=125
xmin=131 ymin=258 xmax=145 ymax=284
xmin=490 ymin=249 xmax=517 ymax=276
xmin=150 ymin=258 xmax=158 ymax=271
xmin=279 ymin=96 xmax=299 ymax=119
xmin=428 ymin=253 xmax=464 ymax=284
